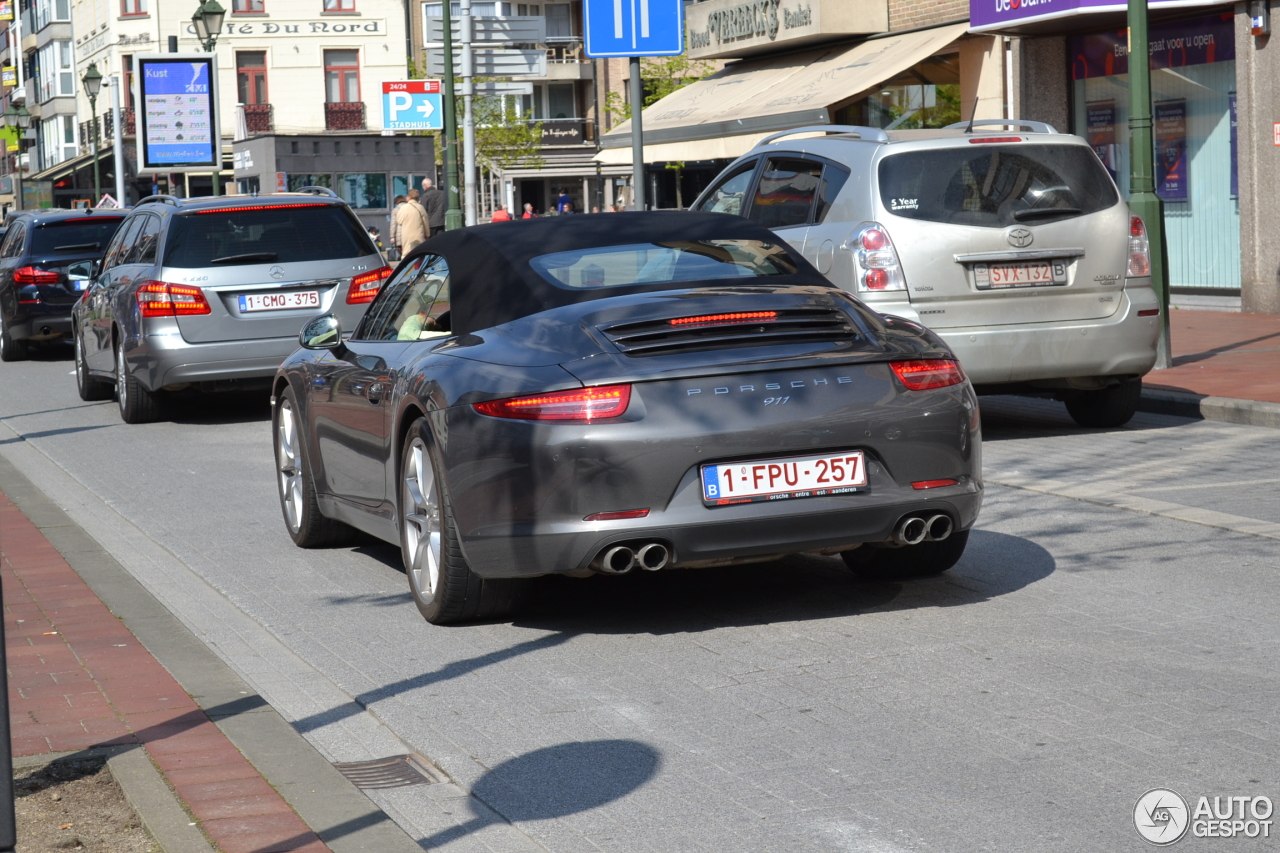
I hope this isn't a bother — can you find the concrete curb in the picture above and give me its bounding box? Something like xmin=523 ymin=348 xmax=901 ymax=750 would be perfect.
xmin=0 ymin=454 xmax=424 ymax=853
xmin=1140 ymin=387 xmax=1280 ymax=430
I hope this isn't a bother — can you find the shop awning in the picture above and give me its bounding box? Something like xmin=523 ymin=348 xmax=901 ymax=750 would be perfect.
xmin=596 ymin=21 xmax=969 ymax=165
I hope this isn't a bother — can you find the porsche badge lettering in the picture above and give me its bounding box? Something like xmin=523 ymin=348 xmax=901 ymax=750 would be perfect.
xmin=687 ymin=376 xmax=853 ymax=395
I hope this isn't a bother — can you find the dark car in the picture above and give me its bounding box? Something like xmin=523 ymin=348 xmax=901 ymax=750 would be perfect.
xmin=272 ymin=212 xmax=983 ymax=624
xmin=0 ymin=209 xmax=127 ymax=361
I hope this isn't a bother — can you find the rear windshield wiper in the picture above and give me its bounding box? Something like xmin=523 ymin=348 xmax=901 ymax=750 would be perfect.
xmin=53 ymin=242 xmax=101 ymax=252
xmin=209 ymin=252 xmax=279 ymax=265
xmin=1013 ymin=207 xmax=1082 ymax=222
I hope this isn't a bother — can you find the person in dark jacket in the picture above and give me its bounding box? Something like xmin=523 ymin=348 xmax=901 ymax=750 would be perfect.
xmin=421 ymin=178 xmax=446 ymax=236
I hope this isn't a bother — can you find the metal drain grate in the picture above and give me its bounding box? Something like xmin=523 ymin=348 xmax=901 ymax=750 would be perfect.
xmin=333 ymin=754 xmax=445 ymax=789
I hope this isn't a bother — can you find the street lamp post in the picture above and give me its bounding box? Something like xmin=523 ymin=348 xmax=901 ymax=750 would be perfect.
xmin=4 ymin=105 xmax=31 ymax=210
xmin=191 ymin=0 xmax=225 ymax=196
xmin=82 ymin=62 xmax=104 ymax=205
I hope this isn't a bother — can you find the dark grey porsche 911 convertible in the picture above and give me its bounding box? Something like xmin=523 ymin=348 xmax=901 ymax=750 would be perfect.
xmin=272 ymin=212 xmax=982 ymax=624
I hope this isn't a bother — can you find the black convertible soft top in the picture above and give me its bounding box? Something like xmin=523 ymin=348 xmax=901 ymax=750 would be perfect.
xmin=400 ymin=211 xmax=830 ymax=335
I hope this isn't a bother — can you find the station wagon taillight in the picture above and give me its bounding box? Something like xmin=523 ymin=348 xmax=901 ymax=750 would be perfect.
xmin=137 ymin=281 xmax=212 ymax=317
xmin=473 ymin=385 xmax=632 ymax=421
xmin=890 ymin=359 xmax=966 ymax=391
xmin=13 ymin=266 xmax=61 ymax=285
xmin=346 ymin=266 xmax=393 ymax=304
xmin=1127 ymin=216 xmax=1151 ymax=277
xmin=844 ymin=222 xmax=906 ymax=293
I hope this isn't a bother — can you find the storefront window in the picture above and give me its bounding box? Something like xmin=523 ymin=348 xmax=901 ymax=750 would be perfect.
xmin=833 ymin=54 xmax=960 ymax=130
xmin=1070 ymin=13 xmax=1238 ymax=290
xmin=337 ymin=173 xmax=388 ymax=209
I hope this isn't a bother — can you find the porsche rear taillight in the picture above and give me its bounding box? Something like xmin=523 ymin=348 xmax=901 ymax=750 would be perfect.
xmin=137 ymin=281 xmax=212 ymax=317
xmin=473 ymin=385 xmax=632 ymax=421
xmin=1127 ymin=216 xmax=1151 ymax=277
xmin=347 ymin=266 xmax=393 ymax=304
xmin=844 ymin=222 xmax=906 ymax=292
xmin=890 ymin=359 xmax=966 ymax=391
xmin=14 ymin=266 xmax=61 ymax=286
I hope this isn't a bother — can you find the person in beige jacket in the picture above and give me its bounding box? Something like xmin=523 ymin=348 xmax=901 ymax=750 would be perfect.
xmin=394 ymin=189 xmax=430 ymax=254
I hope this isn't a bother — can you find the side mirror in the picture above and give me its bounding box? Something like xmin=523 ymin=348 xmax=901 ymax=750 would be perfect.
xmin=300 ymin=314 xmax=344 ymax=350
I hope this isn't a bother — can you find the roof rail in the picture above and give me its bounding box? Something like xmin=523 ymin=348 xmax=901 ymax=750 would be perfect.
xmin=943 ymin=119 xmax=1059 ymax=134
xmin=759 ymin=125 xmax=890 ymax=146
xmin=293 ymin=186 xmax=340 ymax=198
xmin=136 ymin=194 xmax=182 ymax=207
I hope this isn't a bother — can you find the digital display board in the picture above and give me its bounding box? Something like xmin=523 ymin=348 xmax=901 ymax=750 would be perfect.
xmin=136 ymin=54 xmax=220 ymax=172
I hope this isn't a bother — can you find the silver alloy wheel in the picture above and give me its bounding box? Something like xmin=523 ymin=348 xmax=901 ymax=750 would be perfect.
xmin=276 ymin=398 xmax=304 ymax=533
xmin=403 ymin=437 xmax=441 ymax=601
xmin=115 ymin=344 xmax=127 ymax=405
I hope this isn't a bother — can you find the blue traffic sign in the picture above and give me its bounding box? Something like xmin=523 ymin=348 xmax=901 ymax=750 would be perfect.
xmin=382 ymin=80 xmax=443 ymax=131
xmin=583 ymin=0 xmax=684 ymax=58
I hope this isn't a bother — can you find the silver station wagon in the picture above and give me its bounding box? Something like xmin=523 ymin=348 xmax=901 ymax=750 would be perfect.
xmin=692 ymin=121 xmax=1161 ymax=427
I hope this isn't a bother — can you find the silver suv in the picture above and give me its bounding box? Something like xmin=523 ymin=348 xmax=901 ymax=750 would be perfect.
xmin=73 ymin=191 xmax=390 ymax=423
xmin=691 ymin=121 xmax=1161 ymax=427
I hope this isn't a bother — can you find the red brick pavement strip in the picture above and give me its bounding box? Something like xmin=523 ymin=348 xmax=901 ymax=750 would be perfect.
xmin=1147 ymin=310 xmax=1280 ymax=404
xmin=0 ymin=490 xmax=332 ymax=853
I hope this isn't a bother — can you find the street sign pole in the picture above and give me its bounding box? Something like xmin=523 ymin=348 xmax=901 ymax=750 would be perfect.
xmin=441 ymin=0 xmax=463 ymax=231
xmin=0 ymin=567 xmax=17 ymax=853
xmin=461 ymin=0 xmax=477 ymax=226
xmin=1127 ymin=0 xmax=1171 ymax=369
xmin=629 ymin=57 xmax=644 ymax=211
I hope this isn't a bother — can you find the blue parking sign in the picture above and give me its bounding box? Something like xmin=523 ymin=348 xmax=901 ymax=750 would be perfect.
xmin=584 ymin=0 xmax=684 ymax=58
xmin=382 ymin=80 xmax=443 ymax=131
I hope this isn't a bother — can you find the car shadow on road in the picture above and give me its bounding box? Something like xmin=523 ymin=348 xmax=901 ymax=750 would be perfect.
xmin=511 ymin=529 xmax=1054 ymax=635
xmin=164 ymin=390 xmax=273 ymax=425
xmin=978 ymin=394 xmax=1192 ymax=440
xmin=19 ymin=340 xmax=73 ymax=361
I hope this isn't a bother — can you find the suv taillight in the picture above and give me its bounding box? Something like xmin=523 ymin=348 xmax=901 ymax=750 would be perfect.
xmin=14 ymin=266 xmax=61 ymax=285
xmin=1127 ymin=216 xmax=1151 ymax=277
xmin=347 ymin=266 xmax=393 ymax=304
xmin=843 ymin=222 xmax=907 ymax=292
xmin=137 ymin=281 xmax=212 ymax=318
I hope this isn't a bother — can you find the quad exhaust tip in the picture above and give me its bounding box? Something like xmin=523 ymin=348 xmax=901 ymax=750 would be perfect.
xmin=894 ymin=514 xmax=953 ymax=546
xmin=596 ymin=542 xmax=671 ymax=574
xmin=636 ymin=543 xmax=669 ymax=571
xmin=600 ymin=546 xmax=636 ymax=574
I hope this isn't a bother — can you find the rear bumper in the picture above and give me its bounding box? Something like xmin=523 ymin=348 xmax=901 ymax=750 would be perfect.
xmin=128 ymin=331 xmax=297 ymax=389
xmin=6 ymin=309 xmax=73 ymax=341
xmin=866 ymin=287 xmax=1161 ymax=385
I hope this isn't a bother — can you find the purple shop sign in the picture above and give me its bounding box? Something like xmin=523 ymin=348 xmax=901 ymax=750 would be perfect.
xmin=1086 ymin=100 xmax=1117 ymax=181
xmin=1155 ymin=99 xmax=1188 ymax=202
xmin=971 ymin=0 xmax=1229 ymax=32
xmin=1068 ymin=13 xmax=1236 ymax=80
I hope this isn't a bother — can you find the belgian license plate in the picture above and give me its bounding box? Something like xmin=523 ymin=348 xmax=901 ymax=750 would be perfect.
xmin=973 ymin=260 xmax=1068 ymax=289
xmin=238 ymin=291 xmax=320 ymax=312
xmin=701 ymin=450 xmax=867 ymax=505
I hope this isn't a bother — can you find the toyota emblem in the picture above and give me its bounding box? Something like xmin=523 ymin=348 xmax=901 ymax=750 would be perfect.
xmin=1007 ymin=228 xmax=1033 ymax=248
xmin=269 ymin=265 xmax=285 ymax=279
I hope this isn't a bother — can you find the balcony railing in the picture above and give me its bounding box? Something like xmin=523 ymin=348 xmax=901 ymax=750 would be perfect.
xmin=244 ymin=104 xmax=273 ymax=134
xmin=325 ymin=102 xmax=365 ymax=131
xmin=83 ymin=108 xmax=137 ymax=151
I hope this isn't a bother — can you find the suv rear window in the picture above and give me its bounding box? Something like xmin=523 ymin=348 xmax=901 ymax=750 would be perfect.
xmin=878 ymin=144 xmax=1118 ymax=227
xmin=29 ymin=218 xmax=125 ymax=255
xmin=162 ymin=204 xmax=375 ymax=267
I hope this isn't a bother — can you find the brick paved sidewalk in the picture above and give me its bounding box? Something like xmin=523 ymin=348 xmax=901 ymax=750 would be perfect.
xmin=1148 ymin=309 xmax=1280 ymax=403
xmin=0 ymin=488 xmax=331 ymax=853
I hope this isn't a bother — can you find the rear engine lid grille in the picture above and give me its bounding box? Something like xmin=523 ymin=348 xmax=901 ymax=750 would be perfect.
xmin=601 ymin=307 xmax=858 ymax=357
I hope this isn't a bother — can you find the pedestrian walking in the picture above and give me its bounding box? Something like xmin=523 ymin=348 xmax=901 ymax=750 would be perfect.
xmin=522 ymin=203 xmax=537 ymax=219
xmin=556 ymin=190 xmax=572 ymax=213
xmin=394 ymin=189 xmax=430 ymax=254
xmin=388 ymin=195 xmax=407 ymax=260
xmin=491 ymin=205 xmax=513 ymax=222
xmin=421 ymin=178 xmax=446 ymax=236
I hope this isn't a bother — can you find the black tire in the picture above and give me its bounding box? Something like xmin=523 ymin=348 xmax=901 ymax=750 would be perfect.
xmin=0 ymin=323 xmax=27 ymax=362
xmin=842 ymin=529 xmax=970 ymax=580
xmin=75 ymin=331 xmax=111 ymax=401
xmin=400 ymin=418 xmax=524 ymax=624
xmin=1063 ymin=378 xmax=1142 ymax=428
xmin=114 ymin=339 xmax=162 ymax=424
xmin=274 ymin=386 xmax=355 ymax=548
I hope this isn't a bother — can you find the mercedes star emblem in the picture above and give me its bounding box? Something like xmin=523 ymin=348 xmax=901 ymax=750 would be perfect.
xmin=269 ymin=265 xmax=285 ymax=279
xmin=1007 ymin=228 xmax=1033 ymax=248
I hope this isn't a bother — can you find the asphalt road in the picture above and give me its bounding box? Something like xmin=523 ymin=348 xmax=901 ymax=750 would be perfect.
xmin=2 ymin=342 xmax=1278 ymax=853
